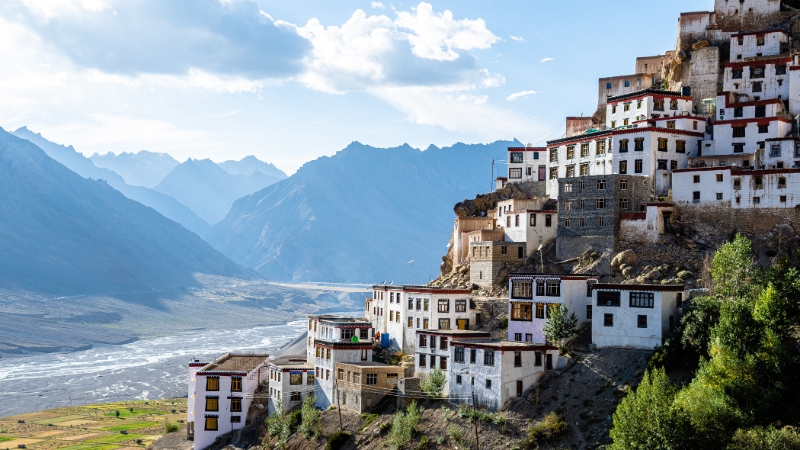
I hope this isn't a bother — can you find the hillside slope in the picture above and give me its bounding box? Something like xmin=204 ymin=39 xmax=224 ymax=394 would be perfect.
xmin=0 ymin=128 xmax=253 ymax=294
xmin=90 ymin=150 xmax=179 ymax=187
xmin=206 ymin=140 xmax=517 ymax=283
xmin=11 ymin=127 xmax=210 ymax=234
xmin=154 ymin=158 xmax=284 ymax=224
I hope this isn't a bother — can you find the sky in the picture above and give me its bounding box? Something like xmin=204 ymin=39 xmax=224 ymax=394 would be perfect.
xmin=0 ymin=0 xmax=705 ymax=174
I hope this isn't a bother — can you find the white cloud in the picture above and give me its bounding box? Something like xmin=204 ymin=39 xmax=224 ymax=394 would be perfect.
xmin=540 ymin=57 xmax=554 ymax=63
xmin=509 ymin=35 xmax=523 ymax=42
xmin=19 ymin=0 xmax=108 ymax=20
xmin=395 ymin=3 xmax=499 ymax=61
xmin=371 ymin=1 xmax=385 ymax=8
xmin=506 ymin=90 xmax=537 ymax=101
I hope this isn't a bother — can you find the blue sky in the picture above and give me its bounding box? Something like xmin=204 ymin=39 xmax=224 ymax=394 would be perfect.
xmin=0 ymin=0 xmax=704 ymax=173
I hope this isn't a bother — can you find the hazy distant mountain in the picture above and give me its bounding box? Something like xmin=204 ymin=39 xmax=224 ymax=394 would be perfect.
xmin=206 ymin=140 xmax=518 ymax=283
xmin=11 ymin=127 xmax=210 ymax=235
xmin=154 ymin=158 xmax=285 ymax=224
xmin=0 ymin=128 xmax=254 ymax=294
xmin=219 ymin=155 xmax=287 ymax=180
xmin=90 ymin=150 xmax=179 ymax=187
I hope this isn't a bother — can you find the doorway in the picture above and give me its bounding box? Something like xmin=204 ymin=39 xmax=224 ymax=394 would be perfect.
xmin=545 ymin=353 xmax=553 ymax=370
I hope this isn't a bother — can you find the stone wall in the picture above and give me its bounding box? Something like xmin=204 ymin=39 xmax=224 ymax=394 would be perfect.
xmin=557 ymin=235 xmax=615 ymax=261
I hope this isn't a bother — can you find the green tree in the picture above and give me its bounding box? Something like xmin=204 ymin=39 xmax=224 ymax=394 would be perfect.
xmin=609 ymin=368 xmax=689 ymax=450
xmin=420 ymin=367 xmax=447 ymax=397
xmin=299 ymin=395 xmax=322 ymax=440
xmin=710 ymin=233 xmax=757 ymax=299
xmin=542 ymin=304 xmax=578 ymax=351
xmin=728 ymin=426 xmax=800 ymax=450
xmin=386 ymin=401 xmax=424 ymax=449
xmin=264 ymin=400 xmax=292 ymax=449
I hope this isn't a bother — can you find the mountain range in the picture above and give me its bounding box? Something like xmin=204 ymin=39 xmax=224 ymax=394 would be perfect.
xmin=0 ymin=127 xmax=254 ymax=295
xmin=90 ymin=150 xmax=179 ymax=187
xmin=154 ymin=157 xmax=286 ymax=224
xmin=206 ymin=140 xmax=517 ymax=283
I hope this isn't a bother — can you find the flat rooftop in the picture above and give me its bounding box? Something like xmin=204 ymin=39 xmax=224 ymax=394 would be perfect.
xmin=201 ymin=353 xmax=269 ymax=372
xmin=450 ymin=338 xmax=554 ymax=349
xmin=336 ymin=361 xmax=402 ymax=368
xmin=416 ymin=329 xmax=491 ymax=336
xmin=270 ymin=355 xmax=313 ymax=368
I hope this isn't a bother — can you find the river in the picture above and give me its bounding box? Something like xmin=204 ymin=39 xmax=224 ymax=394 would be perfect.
xmin=0 ymin=320 xmax=308 ymax=417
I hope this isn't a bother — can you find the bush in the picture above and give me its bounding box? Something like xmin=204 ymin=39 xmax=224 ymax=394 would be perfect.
xmin=498 ymin=318 xmax=508 ymax=330
xmin=325 ymin=430 xmax=351 ymax=450
xmin=728 ymin=426 xmax=800 ymax=450
xmin=447 ymin=424 xmax=463 ymax=445
xmin=359 ymin=413 xmax=378 ymax=433
xmin=300 ymin=396 xmax=322 ymax=440
xmin=522 ymin=412 xmax=567 ymax=449
xmin=386 ymin=401 xmax=424 ymax=449
xmin=288 ymin=410 xmax=302 ymax=434
xmin=415 ymin=435 xmax=428 ymax=450
xmin=162 ymin=420 xmax=179 ymax=433
xmin=420 ymin=368 xmax=447 ymax=397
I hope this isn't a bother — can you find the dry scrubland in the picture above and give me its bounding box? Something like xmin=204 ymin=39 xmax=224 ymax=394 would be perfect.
xmin=0 ymin=400 xmax=186 ymax=450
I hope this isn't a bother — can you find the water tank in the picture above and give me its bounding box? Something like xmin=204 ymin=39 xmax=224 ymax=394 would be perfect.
xmin=380 ymin=333 xmax=390 ymax=348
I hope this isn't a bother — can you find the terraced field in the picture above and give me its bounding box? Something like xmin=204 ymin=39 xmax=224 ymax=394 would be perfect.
xmin=0 ymin=400 xmax=187 ymax=450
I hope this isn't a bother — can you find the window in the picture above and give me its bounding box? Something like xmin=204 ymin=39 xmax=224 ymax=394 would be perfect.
xmin=597 ymin=291 xmax=621 ymax=307
xmin=535 ymin=302 xmax=545 ymax=319
xmin=511 ymin=302 xmax=533 ymax=321
xmin=654 ymin=99 xmax=664 ymax=111
xmin=535 ymin=352 xmax=542 ymax=366
xmin=508 ymin=168 xmax=522 ymax=179
xmin=637 ymin=315 xmax=648 ymax=328
xmin=454 ymin=346 xmax=465 ymax=363
xmin=424 ymin=299 xmax=429 ymax=311
xmin=611 ymin=121 xmax=617 ymax=128
xmin=439 ymin=318 xmax=451 ymax=330
xmin=756 ymin=36 xmax=765 ymax=46
xmin=755 ymin=176 xmax=763 ymax=188
xmin=342 ymin=328 xmax=355 ymax=340
xmin=587 ymin=305 xmax=593 ymax=320
xmin=693 ymin=191 xmax=701 ymax=201
xmin=205 ymin=397 xmax=219 ymax=412
xmin=754 ymin=196 xmax=761 ymax=204
xmin=549 ymin=149 xmax=558 ymax=162
xmin=670 ymin=100 xmax=678 ymax=110
xmin=361 ymin=349 xmax=368 ymax=361
xmin=470 ymin=349 xmax=477 ymax=364
xmin=366 ymin=374 xmax=378 ymax=385
xmin=484 ymin=350 xmax=495 ymax=366
xmin=596 ymin=179 xmax=607 ymax=190
xmin=512 ymin=281 xmax=533 ymax=299
xmin=545 ymin=214 xmax=552 ymax=227
xmin=456 ymin=375 xmax=462 ymax=384
xmin=620 ymin=198 xmax=629 ymax=209
xmin=580 ymin=163 xmax=589 ymax=176
xmin=752 ymin=82 xmax=762 ymax=93
xmin=732 ymin=68 xmax=743 ymax=79
xmin=777 ymin=64 xmax=787 ymax=75
xmin=581 ymin=143 xmax=590 ymax=157
xmin=619 ymin=179 xmax=628 ymax=190
xmin=231 ymin=377 xmax=242 ymax=392
xmin=752 ymin=66 xmax=765 ymax=78
xmin=530 ymin=213 xmax=537 ymax=226
xmin=439 ymin=337 xmax=449 ymax=351
xmin=658 ymin=159 xmax=668 ymax=170
xmin=754 ymin=105 xmax=766 ymax=118
xmin=549 ymin=167 xmax=558 ymax=180
xmin=510 ymin=152 xmax=523 ymax=163
xmin=755 ymin=122 xmax=770 ymax=134
xmin=438 ymin=299 xmax=449 ymax=313
xmin=676 ymin=140 xmax=686 ymax=153
xmin=514 ymin=351 xmax=522 ymax=367
xmin=634 ymin=138 xmax=644 ymax=151
xmin=619 ymin=139 xmax=629 ymax=152
xmin=604 ymin=314 xmax=614 ymax=327
xmin=635 ymin=159 xmax=643 ymax=173
xmin=206 ymin=377 xmax=219 ymax=391
xmin=290 ymin=372 xmax=302 ymax=385
xmin=307 ymin=372 xmax=314 ymax=385
xmin=562 ymin=182 xmax=573 ymax=193
xmin=657 ymin=138 xmax=668 ymax=151
xmin=439 ymin=357 xmax=447 ymax=370
xmin=563 ymin=200 xmax=572 ymax=211
xmin=419 ymin=334 xmax=427 ymax=348
xmin=546 ymin=280 xmax=561 ymax=297
xmin=596 ymin=198 xmax=607 ymax=209
xmin=717 ymin=193 xmax=724 ymax=200
xmin=205 ymin=416 xmax=218 ymax=431
xmin=771 ymin=144 xmax=782 ymax=158
xmin=596 ymin=140 xmax=606 ymax=156
xmin=606 ymin=81 xmax=612 ymax=89
xmin=326 ymin=348 xmax=331 ymax=360
xmin=231 ymin=397 xmax=242 ymax=412
xmin=231 ymin=416 xmax=241 ymax=423
xmin=630 ymin=292 xmax=655 ymax=308
xmin=423 ymin=318 xmax=429 ymax=329
xmin=455 ymin=299 xmax=467 ymax=313
xmin=389 ymin=311 xmax=393 ymax=322
xmin=598 ymin=216 xmax=605 ymax=226
xmin=564 ymin=218 xmax=570 ymax=227
xmin=733 ymin=143 xmax=745 ymax=153
xmin=408 ymin=317 xmax=413 ymax=327
xmin=781 ymin=195 xmax=787 ymax=203
xmin=419 ymin=353 xmax=426 ymax=367
xmin=779 ymin=177 xmax=787 ymax=188
xmin=619 ymin=160 xmax=628 ymax=174
xmin=666 ymin=121 xmax=676 ymax=130
xmin=566 ymin=145 xmax=575 ymax=159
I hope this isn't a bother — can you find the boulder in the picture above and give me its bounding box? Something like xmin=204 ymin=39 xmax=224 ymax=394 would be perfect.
xmin=611 ymin=250 xmax=637 ymax=271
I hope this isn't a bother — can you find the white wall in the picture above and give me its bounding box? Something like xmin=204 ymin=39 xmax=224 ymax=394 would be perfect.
xmin=313 ymin=346 xmax=372 ymax=409
xmin=722 ymin=59 xmax=791 ymax=101
xmin=507 ymin=148 xmax=547 ymax=183
xmin=592 ymin=289 xmax=681 ymax=349
xmin=729 ymin=31 xmax=787 ymax=60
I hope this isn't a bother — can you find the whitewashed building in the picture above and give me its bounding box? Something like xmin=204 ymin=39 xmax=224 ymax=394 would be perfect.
xmin=191 ymin=353 xmax=269 ymax=450
xmin=507 ymin=146 xmax=547 ymax=183
xmin=187 ymin=359 xmax=211 ymax=440
xmin=448 ymin=339 xmax=559 ymax=411
xmin=307 ymin=315 xmax=374 ymax=409
xmin=414 ymin=329 xmax=491 ymax=392
xmin=369 ymin=285 xmax=478 ymax=354
xmin=592 ymin=284 xmax=684 ymax=349
xmin=507 ymin=273 xmax=597 ymax=344
xmin=673 ymin=166 xmax=800 ymax=208
xmin=267 ymin=355 xmax=314 ymax=414
xmin=495 ymin=198 xmax=557 ymax=254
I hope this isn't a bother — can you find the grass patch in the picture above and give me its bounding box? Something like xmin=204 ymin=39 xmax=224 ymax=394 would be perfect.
xmin=104 ymin=409 xmax=166 ymax=419
xmin=84 ymin=434 xmax=146 ymax=444
xmin=359 ymin=413 xmax=378 ymax=433
xmin=325 ymin=430 xmax=351 ymax=450
xmin=102 ymin=421 xmax=160 ymax=432
xmin=0 ymin=436 xmax=14 ymax=442
xmin=163 ymin=420 xmax=180 ymax=433
xmin=59 ymin=444 xmax=120 ymax=450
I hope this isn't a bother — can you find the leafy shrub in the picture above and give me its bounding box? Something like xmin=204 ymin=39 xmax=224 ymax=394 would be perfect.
xmin=325 ymin=430 xmax=351 ymax=450
xmin=440 ymin=406 xmax=452 ymax=421
xmin=447 ymin=424 xmax=463 ymax=445
xmin=288 ymin=410 xmax=302 ymax=434
xmin=300 ymin=396 xmax=322 ymax=440
xmin=359 ymin=413 xmax=378 ymax=433
xmin=162 ymin=420 xmax=179 ymax=433
xmin=498 ymin=318 xmax=508 ymax=330
xmin=420 ymin=368 xmax=447 ymax=397
xmin=728 ymin=426 xmax=800 ymax=450
xmin=522 ymin=412 xmax=567 ymax=449
xmin=386 ymin=401 xmax=424 ymax=449
xmin=415 ymin=435 xmax=428 ymax=450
